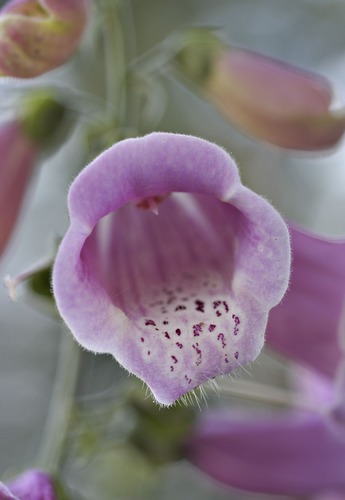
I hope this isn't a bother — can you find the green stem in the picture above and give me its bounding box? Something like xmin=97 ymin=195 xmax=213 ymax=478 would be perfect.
xmin=102 ymin=0 xmax=127 ymax=126
xmin=34 ymin=327 xmax=81 ymax=474
xmin=213 ymin=379 xmax=319 ymax=412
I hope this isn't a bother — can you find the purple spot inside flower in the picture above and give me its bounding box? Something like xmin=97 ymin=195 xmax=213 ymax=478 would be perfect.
xmin=164 ymin=332 xmax=171 ymax=339
xmin=234 ymin=351 xmax=239 ymax=360
xmin=176 ymin=342 xmax=183 ymax=349
xmin=192 ymin=343 xmax=202 ymax=366
xmin=172 ymin=355 xmax=178 ymax=364
xmin=145 ymin=319 xmax=156 ymax=326
xmin=176 ymin=328 xmax=181 ymax=336
xmin=140 ymin=337 xmax=144 ymax=343
xmin=208 ymin=324 xmax=216 ymax=332
xmin=232 ymin=314 xmax=240 ymax=335
xmin=195 ymin=299 xmax=205 ymax=312
xmin=175 ymin=304 xmax=186 ymax=311
xmin=217 ymin=333 xmax=226 ymax=348
xmin=193 ymin=322 xmax=204 ymax=337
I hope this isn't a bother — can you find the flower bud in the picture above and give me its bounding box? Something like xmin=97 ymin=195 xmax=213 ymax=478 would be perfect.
xmin=175 ymin=30 xmax=345 ymax=151
xmin=0 ymin=0 xmax=90 ymax=78
xmin=0 ymin=90 xmax=67 ymax=257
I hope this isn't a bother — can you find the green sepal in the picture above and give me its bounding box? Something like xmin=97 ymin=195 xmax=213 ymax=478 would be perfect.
xmin=174 ymin=29 xmax=223 ymax=85
xmin=21 ymin=90 xmax=67 ymax=146
xmin=28 ymin=264 xmax=53 ymax=301
xmin=128 ymin=385 xmax=197 ymax=465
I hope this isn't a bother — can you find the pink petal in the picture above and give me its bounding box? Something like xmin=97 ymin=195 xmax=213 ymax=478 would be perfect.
xmin=0 ymin=483 xmax=17 ymax=500
xmin=266 ymin=226 xmax=345 ymax=378
xmin=52 ymin=133 xmax=290 ymax=405
xmin=206 ymin=47 xmax=345 ymax=150
xmin=0 ymin=0 xmax=89 ymax=78
xmin=0 ymin=121 xmax=38 ymax=257
xmin=187 ymin=411 xmax=345 ymax=495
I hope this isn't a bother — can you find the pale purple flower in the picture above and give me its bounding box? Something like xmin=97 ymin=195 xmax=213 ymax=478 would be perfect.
xmin=0 ymin=120 xmax=38 ymax=257
xmin=0 ymin=0 xmax=90 ymax=78
xmin=266 ymin=226 xmax=345 ymax=379
xmin=0 ymin=470 xmax=55 ymax=500
xmin=187 ymin=367 xmax=345 ymax=496
xmin=52 ymin=132 xmax=290 ymax=405
xmin=187 ymin=410 xmax=345 ymax=496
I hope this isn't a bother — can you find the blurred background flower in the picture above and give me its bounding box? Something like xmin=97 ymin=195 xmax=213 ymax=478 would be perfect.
xmin=0 ymin=0 xmax=90 ymax=78
xmin=2 ymin=469 xmax=56 ymax=500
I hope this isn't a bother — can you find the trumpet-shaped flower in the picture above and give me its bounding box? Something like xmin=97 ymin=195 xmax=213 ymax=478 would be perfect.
xmin=266 ymin=226 xmax=345 ymax=378
xmin=175 ymin=31 xmax=345 ymax=150
xmin=52 ymin=132 xmax=290 ymax=405
xmin=0 ymin=470 xmax=55 ymax=500
xmin=187 ymin=367 xmax=345 ymax=496
xmin=0 ymin=0 xmax=89 ymax=78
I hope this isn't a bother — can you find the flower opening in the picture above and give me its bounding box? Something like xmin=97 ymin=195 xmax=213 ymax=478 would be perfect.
xmin=52 ymin=133 xmax=291 ymax=405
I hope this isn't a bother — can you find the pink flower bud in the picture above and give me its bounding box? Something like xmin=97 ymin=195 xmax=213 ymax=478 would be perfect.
xmin=0 ymin=0 xmax=90 ymax=78
xmin=0 ymin=120 xmax=38 ymax=257
xmin=0 ymin=91 xmax=66 ymax=257
xmin=175 ymin=31 xmax=345 ymax=151
xmin=205 ymin=47 xmax=345 ymax=150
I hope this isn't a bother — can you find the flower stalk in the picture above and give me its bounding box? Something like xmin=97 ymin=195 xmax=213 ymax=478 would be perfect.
xmin=35 ymin=327 xmax=81 ymax=474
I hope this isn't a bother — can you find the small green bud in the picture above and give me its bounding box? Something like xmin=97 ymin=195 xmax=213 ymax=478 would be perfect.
xmin=174 ymin=29 xmax=223 ymax=85
xmin=21 ymin=90 xmax=67 ymax=146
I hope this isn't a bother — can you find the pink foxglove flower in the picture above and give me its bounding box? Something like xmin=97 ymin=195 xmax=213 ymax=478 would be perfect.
xmin=176 ymin=32 xmax=345 ymax=151
xmin=266 ymin=226 xmax=345 ymax=378
xmin=188 ymin=410 xmax=345 ymax=496
xmin=0 ymin=120 xmax=38 ymax=257
xmin=187 ymin=367 xmax=345 ymax=496
xmin=52 ymin=132 xmax=290 ymax=405
xmin=0 ymin=0 xmax=89 ymax=78
xmin=0 ymin=470 xmax=55 ymax=500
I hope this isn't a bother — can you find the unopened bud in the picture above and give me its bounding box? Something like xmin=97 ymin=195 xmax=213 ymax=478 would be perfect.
xmin=175 ymin=29 xmax=345 ymax=151
xmin=0 ymin=0 xmax=90 ymax=78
